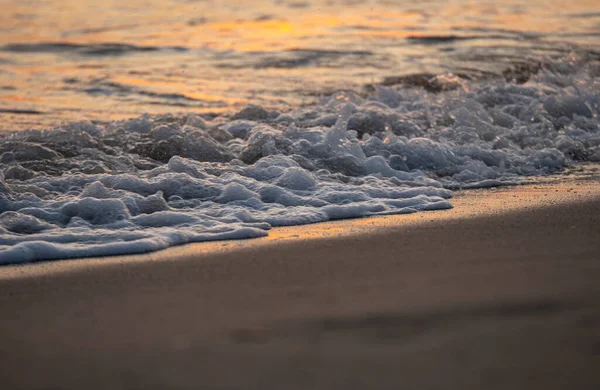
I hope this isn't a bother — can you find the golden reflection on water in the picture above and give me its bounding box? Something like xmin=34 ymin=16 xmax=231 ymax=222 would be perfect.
xmin=112 ymin=75 xmax=248 ymax=104
xmin=1 ymin=0 xmax=599 ymax=130
xmin=3 ymin=0 xmax=598 ymax=48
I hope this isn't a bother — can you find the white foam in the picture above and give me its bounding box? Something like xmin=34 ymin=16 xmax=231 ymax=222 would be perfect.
xmin=1 ymin=55 xmax=598 ymax=264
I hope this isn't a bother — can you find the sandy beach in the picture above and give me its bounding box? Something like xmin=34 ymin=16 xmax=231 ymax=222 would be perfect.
xmin=2 ymin=0 xmax=600 ymax=388
xmin=0 ymin=169 xmax=599 ymax=389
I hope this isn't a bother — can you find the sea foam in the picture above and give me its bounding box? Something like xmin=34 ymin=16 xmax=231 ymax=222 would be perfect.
xmin=1 ymin=55 xmax=598 ymax=264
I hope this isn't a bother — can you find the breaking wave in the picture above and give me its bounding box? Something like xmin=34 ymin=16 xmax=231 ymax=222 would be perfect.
xmin=1 ymin=54 xmax=599 ymax=264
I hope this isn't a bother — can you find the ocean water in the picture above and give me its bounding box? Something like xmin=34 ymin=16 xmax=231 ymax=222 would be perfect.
xmin=0 ymin=0 xmax=599 ymax=263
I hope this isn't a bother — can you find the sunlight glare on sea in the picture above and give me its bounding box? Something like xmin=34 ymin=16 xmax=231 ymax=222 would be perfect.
xmin=1 ymin=0 xmax=599 ymax=130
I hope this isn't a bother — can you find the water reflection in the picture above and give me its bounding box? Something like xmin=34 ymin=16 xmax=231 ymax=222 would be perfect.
xmin=1 ymin=0 xmax=599 ymax=130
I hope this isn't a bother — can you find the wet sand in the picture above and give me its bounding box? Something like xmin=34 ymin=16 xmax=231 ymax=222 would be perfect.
xmin=1 ymin=171 xmax=600 ymax=389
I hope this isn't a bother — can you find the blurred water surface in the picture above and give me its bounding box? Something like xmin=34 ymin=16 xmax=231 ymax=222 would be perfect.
xmin=1 ymin=0 xmax=599 ymax=130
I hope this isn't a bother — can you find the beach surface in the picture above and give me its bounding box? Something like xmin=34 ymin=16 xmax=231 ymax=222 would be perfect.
xmin=1 ymin=169 xmax=600 ymax=389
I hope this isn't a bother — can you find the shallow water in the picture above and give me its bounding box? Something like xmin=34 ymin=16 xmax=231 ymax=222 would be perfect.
xmin=1 ymin=0 xmax=599 ymax=130
xmin=0 ymin=0 xmax=599 ymax=263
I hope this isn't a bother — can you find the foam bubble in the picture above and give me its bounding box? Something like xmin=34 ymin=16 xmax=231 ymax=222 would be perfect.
xmin=1 ymin=55 xmax=598 ymax=264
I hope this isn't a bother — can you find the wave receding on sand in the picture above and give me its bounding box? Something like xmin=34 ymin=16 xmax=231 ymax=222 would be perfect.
xmin=0 ymin=54 xmax=599 ymax=264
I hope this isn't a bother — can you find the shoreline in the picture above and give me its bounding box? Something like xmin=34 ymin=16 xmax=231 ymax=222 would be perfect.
xmin=1 ymin=170 xmax=599 ymax=389
xmin=1 ymin=165 xmax=599 ymax=280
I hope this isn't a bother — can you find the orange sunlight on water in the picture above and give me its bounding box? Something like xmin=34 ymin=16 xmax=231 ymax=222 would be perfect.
xmin=1 ymin=0 xmax=599 ymax=130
